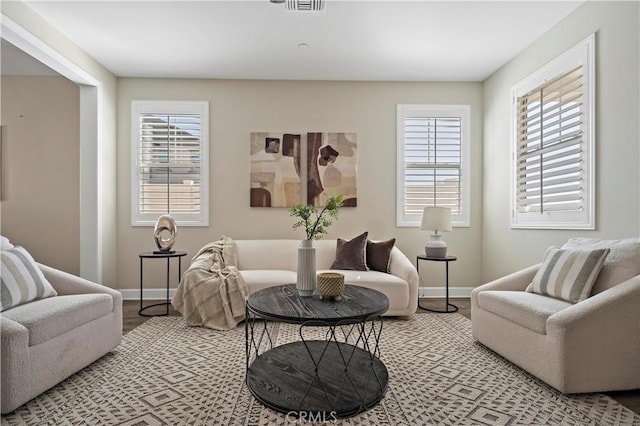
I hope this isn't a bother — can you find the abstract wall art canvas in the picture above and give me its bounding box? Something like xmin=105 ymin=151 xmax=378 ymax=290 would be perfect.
xmin=250 ymin=132 xmax=301 ymax=207
xmin=307 ymin=132 xmax=357 ymax=207
xmin=250 ymin=131 xmax=357 ymax=207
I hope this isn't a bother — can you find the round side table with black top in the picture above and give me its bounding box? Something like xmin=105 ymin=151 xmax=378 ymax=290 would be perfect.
xmin=245 ymin=284 xmax=389 ymax=419
xmin=417 ymin=255 xmax=458 ymax=313
xmin=138 ymin=250 xmax=187 ymax=317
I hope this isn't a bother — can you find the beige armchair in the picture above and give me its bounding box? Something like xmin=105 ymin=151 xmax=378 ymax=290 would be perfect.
xmin=1 ymin=264 xmax=122 ymax=413
xmin=471 ymin=238 xmax=640 ymax=394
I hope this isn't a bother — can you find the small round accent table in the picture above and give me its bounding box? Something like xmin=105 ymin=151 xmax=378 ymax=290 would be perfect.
xmin=138 ymin=251 xmax=187 ymax=317
xmin=245 ymin=284 xmax=389 ymax=419
xmin=417 ymin=255 xmax=458 ymax=313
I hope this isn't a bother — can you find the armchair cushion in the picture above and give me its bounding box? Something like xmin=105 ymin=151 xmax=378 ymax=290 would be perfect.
xmin=1 ymin=246 xmax=57 ymax=311
xmin=1 ymin=294 xmax=113 ymax=346
xmin=562 ymin=238 xmax=640 ymax=295
xmin=526 ymin=246 xmax=609 ymax=303
xmin=478 ymin=291 xmax=572 ymax=334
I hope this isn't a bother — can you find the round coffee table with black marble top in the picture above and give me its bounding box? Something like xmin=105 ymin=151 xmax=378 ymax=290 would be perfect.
xmin=245 ymin=284 xmax=389 ymax=419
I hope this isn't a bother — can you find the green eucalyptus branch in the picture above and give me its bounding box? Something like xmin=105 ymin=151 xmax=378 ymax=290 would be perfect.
xmin=289 ymin=194 xmax=344 ymax=240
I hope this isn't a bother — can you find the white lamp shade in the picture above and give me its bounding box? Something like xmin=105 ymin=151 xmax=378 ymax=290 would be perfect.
xmin=420 ymin=207 xmax=452 ymax=232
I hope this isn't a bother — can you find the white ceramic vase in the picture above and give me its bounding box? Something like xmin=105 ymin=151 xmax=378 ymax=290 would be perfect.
xmin=296 ymin=239 xmax=316 ymax=297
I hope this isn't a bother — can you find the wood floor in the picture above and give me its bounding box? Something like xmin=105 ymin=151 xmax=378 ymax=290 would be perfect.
xmin=122 ymin=298 xmax=640 ymax=415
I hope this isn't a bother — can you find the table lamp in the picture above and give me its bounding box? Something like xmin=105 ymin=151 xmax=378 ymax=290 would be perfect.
xmin=420 ymin=206 xmax=452 ymax=258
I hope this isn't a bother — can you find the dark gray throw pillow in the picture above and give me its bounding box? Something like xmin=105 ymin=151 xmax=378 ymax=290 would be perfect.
xmin=366 ymin=238 xmax=396 ymax=273
xmin=331 ymin=232 xmax=369 ymax=271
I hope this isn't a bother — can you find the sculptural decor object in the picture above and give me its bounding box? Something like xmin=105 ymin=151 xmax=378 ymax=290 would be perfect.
xmin=154 ymin=214 xmax=177 ymax=253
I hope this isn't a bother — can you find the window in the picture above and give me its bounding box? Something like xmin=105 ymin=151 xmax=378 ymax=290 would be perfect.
xmin=397 ymin=104 xmax=470 ymax=227
xmin=511 ymin=34 xmax=595 ymax=229
xmin=131 ymin=101 xmax=209 ymax=226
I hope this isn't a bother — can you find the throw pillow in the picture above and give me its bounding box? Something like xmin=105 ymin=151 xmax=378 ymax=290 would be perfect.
xmin=1 ymin=246 xmax=57 ymax=312
xmin=526 ymin=246 xmax=610 ymax=303
xmin=331 ymin=232 xmax=369 ymax=271
xmin=366 ymin=238 xmax=396 ymax=273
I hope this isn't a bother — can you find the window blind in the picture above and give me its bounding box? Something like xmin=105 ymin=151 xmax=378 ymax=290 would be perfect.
xmin=138 ymin=113 xmax=202 ymax=216
xmin=516 ymin=65 xmax=584 ymax=214
xmin=403 ymin=116 xmax=462 ymax=216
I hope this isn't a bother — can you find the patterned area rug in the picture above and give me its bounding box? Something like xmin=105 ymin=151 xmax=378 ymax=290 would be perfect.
xmin=2 ymin=314 xmax=639 ymax=425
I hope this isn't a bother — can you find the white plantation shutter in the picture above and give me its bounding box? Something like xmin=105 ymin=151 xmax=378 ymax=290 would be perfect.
xmin=132 ymin=101 xmax=209 ymax=226
xmin=511 ymin=34 xmax=595 ymax=229
xmin=404 ymin=117 xmax=462 ymax=213
xmin=517 ymin=67 xmax=583 ymax=213
xmin=397 ymin=105 xmax=470 ymax=227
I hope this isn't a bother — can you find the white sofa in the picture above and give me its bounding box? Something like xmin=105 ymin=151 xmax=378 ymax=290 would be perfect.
xmin=471 ymin=238 xmax=640 ymax=394
xmin=1 ymin=263 xmax=122 ymax=413
xmin=234 ymin=239 xmax=419 ymax=317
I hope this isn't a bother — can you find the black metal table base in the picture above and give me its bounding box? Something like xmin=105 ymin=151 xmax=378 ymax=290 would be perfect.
xmin=138 ymin=251 xmax=186 ymax=317
xmin=246 ymin=341 xmax=388 ymax=418
xmin=139 ymin=301 xmax=171 ymax=317
xmin=245 ymin=310 xmax=387 ymax=419
xmin=418 ymin=300 xmax=459 ymax=314
xmin=416 ymin=255 xmax=459 ymax=314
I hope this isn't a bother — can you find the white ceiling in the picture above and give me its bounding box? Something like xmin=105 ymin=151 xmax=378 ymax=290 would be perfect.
xmin=21 ymin=0 xmax=583 ymax=81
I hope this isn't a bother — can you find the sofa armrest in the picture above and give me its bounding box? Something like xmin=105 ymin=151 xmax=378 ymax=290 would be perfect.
xmin=548 ymin=275 xmax=640 ymax=331
xmin=1 ymin=316 xmax=28 ymax=346
xmin=471 ymin=264 xmax=540 ymax=308
xmin=1 ymin=317 xmax=29 ymax=394
xmin=545 ymin=276 xmax=640 ymax=391
xmin=388 ymin=247 xmax=419 ymax=311
xmin=38 ymin=263 xmax=122 ymax=311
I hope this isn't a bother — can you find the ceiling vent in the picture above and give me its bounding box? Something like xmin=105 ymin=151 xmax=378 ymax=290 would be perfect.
xmin=285 ymin=0 xmax=325 ymax=11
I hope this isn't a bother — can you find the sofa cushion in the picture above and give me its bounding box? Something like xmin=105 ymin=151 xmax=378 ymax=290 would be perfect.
xmin=2 ymin=294 xmax=113 ymax=346
xmin=313 ymin=240 xmax=339 ymax=269
xmin=318 ymin=270 xmax=408 ymax=312
xmin=477 ymin=291 xmax=572 ymax=334
xmin=562 ymin=238 xmax=640 ymax=295
xmin=241 ymin=270 xmax=297 ymax=294
xmin=366 ymin=238 xmax=396 ymax=273
xmin=526 ymin=246 xmax=609 ymax=303
xmin=1 ymin=246 xmax=57 ymax=312
xmin=331 ymin=232 xmax=368 ymax=271
xmin=235 ymin=240 xmax=299 ymax=271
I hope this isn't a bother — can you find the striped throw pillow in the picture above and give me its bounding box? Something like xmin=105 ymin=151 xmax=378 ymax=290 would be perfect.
xmin=1 ymin=246 xmax=57 ymax=311
xmin=526 ymin=246 xmax=610 ymax=303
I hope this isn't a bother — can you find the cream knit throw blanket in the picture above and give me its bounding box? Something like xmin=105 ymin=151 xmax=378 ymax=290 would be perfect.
xmin=171 ymin=236 xmax=249 ymax=330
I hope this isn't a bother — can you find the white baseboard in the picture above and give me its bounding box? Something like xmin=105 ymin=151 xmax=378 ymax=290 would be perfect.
xmin=120 ymin=289 xmax=177 ymax=300
xmin=121 ymin=287 xmax=472 ymax=300
xmin=418 ymin=287 xmax=473 ymax=298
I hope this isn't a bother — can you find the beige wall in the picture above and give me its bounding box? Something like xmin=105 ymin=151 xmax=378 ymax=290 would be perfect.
xmin=1 ymin=76 xmax=80 ymax=274
xmin=2 ymin=1 xmax=119 ymax=286
xmin=482 ymin=1 xmax=640 ymax=281
xmin=117 ymin=79 xmax=483 ymax=291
